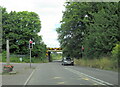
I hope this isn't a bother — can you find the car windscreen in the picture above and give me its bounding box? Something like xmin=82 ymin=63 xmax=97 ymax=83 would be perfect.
xmin=65 ymin=58 xmax=71 ymax=61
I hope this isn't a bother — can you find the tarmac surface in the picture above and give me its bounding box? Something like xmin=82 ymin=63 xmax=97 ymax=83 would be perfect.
xmin=2 ymin=63 xmax=39 ymax=85
xmin=1 ymin=62 xmax=119 ymax=86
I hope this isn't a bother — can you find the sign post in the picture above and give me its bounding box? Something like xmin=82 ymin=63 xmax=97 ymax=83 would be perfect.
xmin=29 ymin=39 xmax=33 ymax=68
xmin=30 ymin=48 xmax=31 ymax=68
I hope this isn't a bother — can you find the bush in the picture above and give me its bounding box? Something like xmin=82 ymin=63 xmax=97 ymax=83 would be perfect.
xmin=112 ymin=43 xmax=120 ymax=70
xmin=2 ymin=51 xmax=6 ymax=62
xmin=2 ymin=51 xmax=6 ymax=58
xmin=112 ymin=43 xmax=120 ymax=60
xmin=75 ymin=57 xmax=118 ymax=71
xmin=1 ymin=51 xmax=48 ymax=63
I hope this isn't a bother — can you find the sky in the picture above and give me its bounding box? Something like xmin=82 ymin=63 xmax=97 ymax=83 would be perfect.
xmin=1 ymin=0 xmax=66 ymax=48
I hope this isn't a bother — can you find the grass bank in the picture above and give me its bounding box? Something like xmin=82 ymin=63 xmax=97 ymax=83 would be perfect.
xmin=74 ymin=57 xmax=118 ymax=71
xmin=2 ymin=55 xmax=48 ymax=63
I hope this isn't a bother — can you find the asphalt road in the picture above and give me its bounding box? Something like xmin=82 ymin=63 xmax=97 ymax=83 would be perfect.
xmin=25 ymin=61 xmax=118 ymax=86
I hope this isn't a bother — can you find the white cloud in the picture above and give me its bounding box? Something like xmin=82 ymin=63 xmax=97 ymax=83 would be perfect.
xmin=1 ymin=0 xmax=66 ymax=48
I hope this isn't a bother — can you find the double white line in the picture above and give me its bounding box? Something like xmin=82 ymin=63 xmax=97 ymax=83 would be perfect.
xmin=65 ymin=67 xmax=113 ymax=86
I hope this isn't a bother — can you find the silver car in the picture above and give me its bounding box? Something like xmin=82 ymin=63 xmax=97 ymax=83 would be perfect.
xmin=62 ymin=57 xmax=74 ymax=66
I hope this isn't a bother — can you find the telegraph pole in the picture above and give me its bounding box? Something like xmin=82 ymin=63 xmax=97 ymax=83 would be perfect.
xmin=6 ymin=39 xmax=10 ymax=65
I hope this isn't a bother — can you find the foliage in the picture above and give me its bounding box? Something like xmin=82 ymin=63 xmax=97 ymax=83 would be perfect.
xmin=0 ymin=7 xmax=2 ymax=53
xmin=1 ymin=7 xmax=47 ymax=58
xmin=51 ymin=52 xmax=62 ymax=60
xmin=2 ymin=51 xmax=6 ymax=59
xmin=56 ymin=2 xmax=119 ymax=59
xmin=4 ymin=65 xmax=14 ymax=68
xmin=112 ymin=42 xmax=120 ymax=60
xmin=75 ymin=57 xmax=118 ymax=71
xmin=2 ymin=54 xmax=48 ymax=63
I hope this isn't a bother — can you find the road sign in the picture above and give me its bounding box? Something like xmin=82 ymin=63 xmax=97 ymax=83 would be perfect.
xmin=29 ymin=39 xmax=33 ymax=68
xmin=29 ymin=39 xmax=33 ymax=49
xmin=29 ymin=41 xmax=33 ymax=44
xmin=82 ymin=46 xmax=84 ymax=50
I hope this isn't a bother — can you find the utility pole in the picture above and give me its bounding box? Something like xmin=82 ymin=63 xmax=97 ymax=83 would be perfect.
xmin=6 ymin=39 xmax=10 ymax=65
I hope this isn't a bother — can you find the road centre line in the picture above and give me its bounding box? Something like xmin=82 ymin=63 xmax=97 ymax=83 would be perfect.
xmin=65 ymin=67 xmax=113 ymax=85
xmin=57 ymin=82 xmax=65 ymax=85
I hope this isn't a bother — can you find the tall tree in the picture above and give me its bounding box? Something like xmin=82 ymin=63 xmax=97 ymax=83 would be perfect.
xmin=2 ymin=7 xmax=46 ymax=58
xmin=83 ymin=2 xmax=119 ymax=58
xmin=0 ymin=6 xmax=2 ymax=52
xmin=57 ymin=2 xmax=119 ymax=58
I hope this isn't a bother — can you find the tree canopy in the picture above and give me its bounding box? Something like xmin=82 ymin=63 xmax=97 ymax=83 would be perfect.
xmin=2 ymin=7 xmax=46 ymax=58
xmin=56 ymin=2 xmax=119 ymax=59
xmin=0 ymin=7 xmax=2 ymax=52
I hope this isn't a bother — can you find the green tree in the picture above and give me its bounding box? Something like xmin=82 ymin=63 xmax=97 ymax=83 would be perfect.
xmin=2 ymin=7 xmax=46 ymax=58
xmin=57 ymin=2 xmax=119 ymax=59
xmin=83 ymin=2 xmax=119 ymax=58
xmin=0 ymin=6 xmax=2 ymax=52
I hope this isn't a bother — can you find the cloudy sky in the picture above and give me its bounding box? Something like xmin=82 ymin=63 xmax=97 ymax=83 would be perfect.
xmin=1 ymin=0 xmax=66 ymax=48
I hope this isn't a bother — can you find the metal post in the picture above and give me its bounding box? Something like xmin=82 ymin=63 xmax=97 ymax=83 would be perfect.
xmin=30 ymin=48 xmax=31 ymax=68
xmin=6 ymin=40 xmax=10 ymax=65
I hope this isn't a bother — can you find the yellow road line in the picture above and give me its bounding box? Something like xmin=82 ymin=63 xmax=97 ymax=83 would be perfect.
xmin=93 ymin=83 xmax=98 ymax=85
xmin=82 ymin=78 xmax=89 ymax=80
xmin=57 ymin=82 xmax=65 ymax=85
xmin=53 ymin=77 xmax=61 ymax=79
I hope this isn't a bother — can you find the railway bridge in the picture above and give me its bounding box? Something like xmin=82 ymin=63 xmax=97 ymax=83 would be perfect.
xmin=46 ymin=48 xmax=62 ymax=62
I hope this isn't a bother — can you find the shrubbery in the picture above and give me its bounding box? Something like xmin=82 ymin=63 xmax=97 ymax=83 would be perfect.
xmin=75 ymin=57 xmax=117 ymax=71
xmin=2 ymin=51 xmax=48 ymax=63
xmin=112 ymin=42 xmax=120 ymax=70
xmin=112 ymin=42 xmax=120 ymax=60
xmin=51 ymin=53 xmax=62 ymax=60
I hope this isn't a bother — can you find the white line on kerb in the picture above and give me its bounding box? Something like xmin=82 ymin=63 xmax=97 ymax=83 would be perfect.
xmin=23 ymin=68 xmax=36 ymax=86
xmin=65 ymin=68 xmax=113 ymax=85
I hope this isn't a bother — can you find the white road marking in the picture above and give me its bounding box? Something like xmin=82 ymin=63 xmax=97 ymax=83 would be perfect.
xmin=65 ymin=67 xmax=113 ymax=85
xmin=23 ymin=67 xmax=37 ymax=86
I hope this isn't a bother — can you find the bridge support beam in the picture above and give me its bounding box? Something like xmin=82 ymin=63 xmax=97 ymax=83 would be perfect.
xmin=48 ymin=52 xmax=52 ymax=62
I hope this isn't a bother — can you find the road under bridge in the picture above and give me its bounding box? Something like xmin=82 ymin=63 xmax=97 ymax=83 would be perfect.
xmin=46 ymin=48 xmax=62 ymax=62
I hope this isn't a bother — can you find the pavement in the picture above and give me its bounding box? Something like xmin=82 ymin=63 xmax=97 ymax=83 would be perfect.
xmin=2 ymin=63 xmax=39 ymax=85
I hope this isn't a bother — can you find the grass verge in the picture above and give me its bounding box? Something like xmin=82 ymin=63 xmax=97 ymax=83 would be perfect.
xmin=2 ymin=56 xmax=48 ymax=63
xmin=74 ymin=57 xmax=118 ymax=71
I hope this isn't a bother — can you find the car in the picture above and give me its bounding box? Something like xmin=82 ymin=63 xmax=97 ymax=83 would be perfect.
xmin=62 ymin=57 xmax=74 ymax=66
